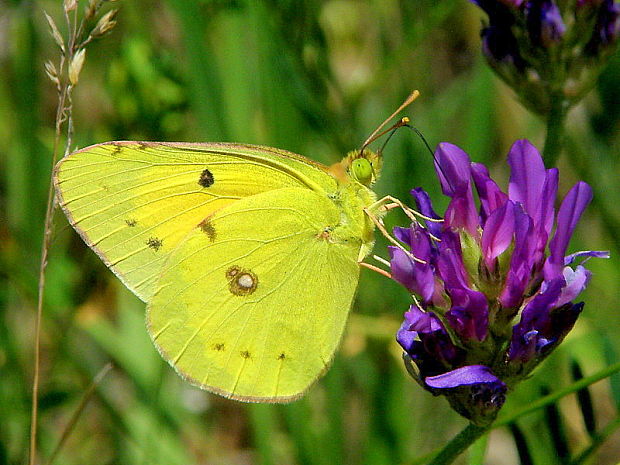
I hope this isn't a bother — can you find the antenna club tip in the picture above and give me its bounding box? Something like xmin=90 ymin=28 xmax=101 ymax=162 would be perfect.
xmin=360 ymin=90 xmax=421 ymax=151
xmin=408 ymin=90 xmax=420 ymax=102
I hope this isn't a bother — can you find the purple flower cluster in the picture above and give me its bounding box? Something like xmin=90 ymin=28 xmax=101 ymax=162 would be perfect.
xmin=585 ymin=0 xmax=620 ymax=54
xmin=469 ymin=0 xmax=620 ymax=114
xmin=391 ymin=140 xmax=607 ymax=425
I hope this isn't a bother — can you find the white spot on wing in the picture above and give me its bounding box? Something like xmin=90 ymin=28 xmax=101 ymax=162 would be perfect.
xmin=238 ymin=273 xmax=254 ymax=289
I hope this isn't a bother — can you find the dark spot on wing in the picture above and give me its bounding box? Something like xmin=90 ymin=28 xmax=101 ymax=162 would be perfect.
xmin=199 ymin=218 xmax=216 ymax=241
xmin=240 ymin=350 xmax=251 ymax=359
xmin=226 ymin=266 xmax=258 ymax=296
xmin=111 ymin=144 xmax=122 ymax=155
xmin=146 ymin=237 xmax=163 ymax=251
xmin=125 ymin=219 xmax=137 ymax=227
xmin=137 ymin=142 xmax=148 ymax=151
xmin=226 ymin=266 xmax=241 ymax=280
xmin=198 ymin=168 xmax=214 ymax=188
xmin=277 ymin=352 xmax=286 ymax=360
xmin=213 ymin=343 xmax=225 ymax=351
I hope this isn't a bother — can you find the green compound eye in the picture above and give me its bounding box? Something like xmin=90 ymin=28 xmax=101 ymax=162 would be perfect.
xmin=351 ymin=158 xmax=373 ymax=185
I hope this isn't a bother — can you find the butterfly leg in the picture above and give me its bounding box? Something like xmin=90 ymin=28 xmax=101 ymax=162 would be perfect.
xmin=366 ymin=195 xmax=443 ymax=244
xmin=358 ymin=260 xmax=392 ymax=278
xmin=360 ymin=195 xmax=431 ymax=277
xmin=367 ymin=195 xmax=443 ymax=226
xmin=362 ymin=204 xmax=427 ymax=263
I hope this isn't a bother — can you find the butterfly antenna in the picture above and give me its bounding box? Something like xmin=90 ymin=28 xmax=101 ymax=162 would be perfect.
xmin=408 ymin=125 xmax=434 ymax=157
xmin=403 ymin=122 xmax=455 ymax=194
xmin=360 ymin=90 xmax=420 ymax=153
xmin=377 ymin=117 xmax=410 ymax=154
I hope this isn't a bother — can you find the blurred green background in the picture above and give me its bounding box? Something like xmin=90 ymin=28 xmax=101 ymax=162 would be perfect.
xmin=1 ymin=0 xmax=619 ymax=464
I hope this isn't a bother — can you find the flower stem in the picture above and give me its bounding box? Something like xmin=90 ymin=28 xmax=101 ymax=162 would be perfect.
xmin=542 ymin=94 xmax=568 ymax=167
xmin=429 ymin=423 xmax=491 ymax=465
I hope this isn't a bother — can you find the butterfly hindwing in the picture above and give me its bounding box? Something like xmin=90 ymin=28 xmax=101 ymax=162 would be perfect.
xmin=54 ymin=142 xmax=337 ymax=301
xmin=147 ymin=187 xmax=360 ymax=402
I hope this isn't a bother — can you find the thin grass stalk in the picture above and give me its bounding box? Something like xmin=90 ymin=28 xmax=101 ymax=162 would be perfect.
xmin=494 ymin=361 xmax=620 ymax=428
xmin=29 ymin=56 xmax=69 ymax=465
xmin=45 ymin=363 xmax=113 ymax=465
xmin=29 ymin=3 xmax=117 ymax=463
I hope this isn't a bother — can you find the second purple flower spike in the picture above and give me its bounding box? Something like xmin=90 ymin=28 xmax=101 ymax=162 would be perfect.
xmin=469 ymin=0 xmax=620 ymax=114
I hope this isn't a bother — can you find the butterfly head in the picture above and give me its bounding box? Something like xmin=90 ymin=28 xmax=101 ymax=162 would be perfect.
xmin=346 ymin=149 xmax=382 ymax=186
xmin=327 ymin=149 xmax=382 ymax=187
xmin=327 ymin=91 xmax=421 ymax=187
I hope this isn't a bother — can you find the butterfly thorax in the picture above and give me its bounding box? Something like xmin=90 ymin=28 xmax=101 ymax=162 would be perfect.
xmin=325 ymin=149 xmax=383 ymax=262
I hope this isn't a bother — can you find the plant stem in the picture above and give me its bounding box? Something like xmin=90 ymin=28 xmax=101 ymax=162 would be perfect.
xmin=542 ymin=94 xmax=568 ymax=167
xmin=429 ymin=423 xmax=491 ymax=465
xmin=29 ymin=83 xmax=68 ymax=465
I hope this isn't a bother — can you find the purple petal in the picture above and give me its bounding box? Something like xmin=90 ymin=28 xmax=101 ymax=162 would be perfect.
xmin=446 ymin=298 xmax=489 ymax=342
xmin=389 ymin=224 xmax=436 ymax=302
xmin=481 ymin=201 xmax=516 ymax=270
xmin=437 ymin=234 xmax=469 ymax=291
xmin=389 ymin=247 xmax=417 ymax=291
xmin=506 ymin=141 xmax=558 ymax=267
xmin=433 ymin=144 xmax=480 ymax=235
xmin=499 ymin=208 xmax=535 ymax=308
xmin=556 ymin=265 xmax=591 ymax=306
xmin=544 ymin=182 xmax=593 ymax=280
xmin=408 ymin=227 xmax=436 ymax=302
xmin=410 ymin=188 xmax=441 ymax=221
xmin=425 ymin=365 xmax=501 ymax=388
xmin=397 ymin=306 xmax=465 ymax=371
xmin=550 ymin=301 xmax=584 ymax=342
xmin=564 ymin=250 xmax=610 ymax=265
xmin=508 ymin=277 xmax=565 ymax=361
xmin=508 ymin=299 xmax=583 ymax=369
xmin=444 ymin=191 xmax=480 ymax=237
xmin=434 ymin=143 xmax=472 ymax=197
xmin=539 ymin=168 xmax=559 ymax=240
xmin=408 ymin=223 xmax=433 ymax=261
xmin=403 ymin=305 xmax=443 ymax=333
xmin=541 ymin=1 xmax=566 ymax=44
xmin=396 ymin=318 xmax=417 ymax=353
xmin=529 ymin=168 xmax=559 ymax=268
xmin=436 ymin=231 xmax=489 ymax=340
xmin=419 ymin=331 xmax=463 ymax=370
xmin=471 ymin=162 xmax=508 ymax=221
xmin=437 ymin=232 xmax=485 ymax=302
xmin=508 ymin=139 xmax=547 ymax=218
xmin=411 ymin=188 xmax=443 ymax=237
xmin=393 ymin=226 xmax=412 ymax=245
xmin=389 ymin=247 xmax=436 ymax=303
xmin=526 ymin=0 xmax=566 ymax=47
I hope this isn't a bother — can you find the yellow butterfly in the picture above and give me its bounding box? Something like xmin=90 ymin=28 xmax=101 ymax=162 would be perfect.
xmin=54 ymin=91 xmax=419 ymax=402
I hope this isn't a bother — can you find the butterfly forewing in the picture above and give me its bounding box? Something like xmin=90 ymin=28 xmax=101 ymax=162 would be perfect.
xmin=147 ymin=187 xmax=360 ymax=402
xmin=54 ymin=142 xmax=338 ymax=301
